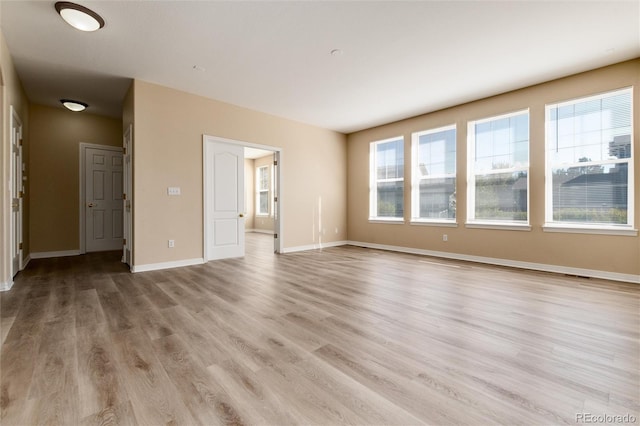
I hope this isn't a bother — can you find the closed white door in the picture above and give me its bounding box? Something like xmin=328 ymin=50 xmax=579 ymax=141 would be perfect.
xmin=10 ymin=107 xmax=23 ymax=276
xmin=85 ymin=147 xmax=123 ymax=252
xmin=205 ymin=140 xmax=245 ymax=260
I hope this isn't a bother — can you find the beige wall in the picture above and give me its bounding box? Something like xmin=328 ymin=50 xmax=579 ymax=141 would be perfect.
xmin=29 ymin=104 xmax=122 ymax=253
xmin=244 ymin=158 xmax=255 ymax=230
xmin=132 ymin=80 xmax=347 ymax=266
xmin=347 ymin=59 xmax=640 ymax=277
xmin=1 ymin=30 xmax=30 ymax=286
xmin=253 ymin=154 xmax=275 ymax=232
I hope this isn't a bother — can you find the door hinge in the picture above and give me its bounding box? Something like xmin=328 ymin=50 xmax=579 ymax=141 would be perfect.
xmin=273 ymin=160 xmax=278 ymax=166
xmin=273 ymin=233 xmax=278 ymax=239
xmin=274 ymin=196 xmax=278 ymax=202
xmin=123 ymin=193 xmax=127 ymax=200
xmin=19 ymin=242 xmax=23 ymax=249
xmin=19 ymin=191 xmax=23 ymax=198
xmin=123 ymin=239 xmax=126 ymax=246
xmin=123 ymin=147 xmax=127 ymax=155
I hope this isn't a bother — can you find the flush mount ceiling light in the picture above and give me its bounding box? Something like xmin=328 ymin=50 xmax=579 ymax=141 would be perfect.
xmin=55 ymin=2 xmax=105 ymax=32
xmin=60 ymin=99 xmax=88 ymax=112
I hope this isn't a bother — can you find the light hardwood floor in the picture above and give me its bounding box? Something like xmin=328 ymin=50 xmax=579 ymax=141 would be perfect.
xmin=1 ymin=233 xmax=639 ymax=425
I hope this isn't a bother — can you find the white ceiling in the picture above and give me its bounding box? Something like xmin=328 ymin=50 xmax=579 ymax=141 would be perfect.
xmin=1 ymin=1 xmax=639 ymax=134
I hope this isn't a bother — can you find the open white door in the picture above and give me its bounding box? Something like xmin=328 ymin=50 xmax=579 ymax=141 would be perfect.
xmin=10 ymin=107 xmax=23 ymax=276
xmin=273 ymin=151 xmax=281 ymax=253
xmin=84 ymin=145 xmax=123 ymax=252
xmin=204 ymin=138 xmax=245 ymax=261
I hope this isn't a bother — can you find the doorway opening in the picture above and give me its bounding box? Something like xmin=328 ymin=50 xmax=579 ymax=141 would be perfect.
xmin=79 ymin=143 xmax=124 ymax=254
xmin=10 ymin=106 xmax=23 ymax=278
xmin=203 ymin=135 xmax=282 ymax=262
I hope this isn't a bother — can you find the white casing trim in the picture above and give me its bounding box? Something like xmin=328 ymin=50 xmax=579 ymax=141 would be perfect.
xmin=132 ymin=258 xmax=205 ymax=273
xmin=282 ymin=240 xmax=348 ymax=253
xmin=0 ymin=280 xmax=14 ymax=292
xmin=30 ymin=250 xmax=82 ymax=259
xmin=347 ymin=240 xmax=640 ymax=284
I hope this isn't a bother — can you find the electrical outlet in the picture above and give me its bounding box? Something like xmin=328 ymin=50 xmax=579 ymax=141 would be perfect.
xmin=167 ymin=187 xmax=181 ymax=196
xmin=168 ymin=239 xmax=175 ymax=248
xmin=442 ymin=234 xmax=448 ymax=242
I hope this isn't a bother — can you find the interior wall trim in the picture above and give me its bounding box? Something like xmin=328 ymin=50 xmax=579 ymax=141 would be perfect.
xmin=282 ymin=240 xmax=348 ymax=254
xmin=0 ymin=280 xmax=14 ymax=292
xmin=132 ymin=257 xmax=205 ymax=273
xmin=347 ymin=241 xmax=640 ymax=284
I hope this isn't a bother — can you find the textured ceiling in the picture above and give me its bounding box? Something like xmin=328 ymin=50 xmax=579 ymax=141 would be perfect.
xmin=1 ymin=1 xmax=639 ymax=133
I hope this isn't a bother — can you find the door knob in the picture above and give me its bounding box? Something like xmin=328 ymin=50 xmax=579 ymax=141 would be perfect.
xmin=239 ymin=213 xmax=244 ymax=217
xmin=88 ymin=202 xmax=95 ymax=208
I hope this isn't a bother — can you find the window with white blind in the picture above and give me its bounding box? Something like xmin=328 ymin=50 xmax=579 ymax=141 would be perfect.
xmin=411 ymin=125 xmax=456 ymax=223
xmin=256 ymin=165 xmax=270 ymax=216
xmin=467 ymin=110 xmax=530 ymax=226
xmin=370 ymin=137 xmax=404 ymax=220
xmin=545 ymin=88 xmax=634 ymax=232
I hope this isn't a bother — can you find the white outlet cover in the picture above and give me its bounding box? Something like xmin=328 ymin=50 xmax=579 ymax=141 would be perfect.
xmin=167 ymin=187 xmax=181 ymax=195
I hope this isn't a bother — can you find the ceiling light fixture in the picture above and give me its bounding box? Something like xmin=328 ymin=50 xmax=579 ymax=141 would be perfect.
xmin=60 ymin=99 xmax=88 ymax=112
xmin=55 ymin=2 xmax=105 ymax=32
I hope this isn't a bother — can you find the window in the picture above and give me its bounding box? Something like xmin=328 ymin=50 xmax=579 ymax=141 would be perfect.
xmin=370 ymin=137 xmax=404 ymax=220
xmin=545 ymin=88 xmax=633 ymax=230
xmin=467 ymin=110 xmax=529 ymax=225
xmin=256 ymin=165 xmax=270 ymax=216
xmin=411 ymin=125 xmax=456 ymax=222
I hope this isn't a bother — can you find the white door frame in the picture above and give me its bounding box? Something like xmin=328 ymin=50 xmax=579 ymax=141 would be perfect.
xmin=203 ymin=134 xmax=283 ymax=261
xmin=79 ymin=143 xmax=123 ymax=254
xmin=122 ymin=125 xmax=133 ymax=267
xmin=10 ymin=106 xmax=23 ymax=277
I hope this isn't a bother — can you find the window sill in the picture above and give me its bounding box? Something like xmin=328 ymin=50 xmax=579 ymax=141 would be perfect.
xmin=369 ymin=218 xmax=405 ymax=225
xmin=465 ymin=222 xmax=531 ymax=231
xmin=410 ymin=220 xmax=458 ymax=228
xmin=543 ymin=224 xmax=638 ymax=236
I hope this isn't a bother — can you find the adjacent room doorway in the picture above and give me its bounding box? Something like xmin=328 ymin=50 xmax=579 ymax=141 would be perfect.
xmin=203 ymin=135 xmax=282 ymax=262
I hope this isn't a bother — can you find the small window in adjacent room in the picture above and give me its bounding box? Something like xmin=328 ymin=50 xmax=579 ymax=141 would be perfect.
xmin=545 ymin=88 xmax=634 ymax=233
xmin=370 ymin=136 xmax=404 ymax=221
xmin=256 ymin=165 xmax=270 ymax=216
xmin=411 ymin=125 xmax=457 ymax=223
xmin=467 ymin=110 xmax=530 ymax=227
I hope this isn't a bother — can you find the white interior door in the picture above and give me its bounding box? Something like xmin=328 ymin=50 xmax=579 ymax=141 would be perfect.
xmin=85 ymin=147 xmax=123 ymax=252
xmin=205 ymin=139 xmax=245 ymax=261
xmin=10 ymin=107 xmax=23 ymax=276
xmin=122 ymin=126 xmax=132 ymax=265
xmin=273 ymin=151 xmax=280 ymax=253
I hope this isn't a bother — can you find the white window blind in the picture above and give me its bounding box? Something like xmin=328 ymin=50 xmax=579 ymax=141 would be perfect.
xmin=546 ymin=88 xmax=633 ymax=227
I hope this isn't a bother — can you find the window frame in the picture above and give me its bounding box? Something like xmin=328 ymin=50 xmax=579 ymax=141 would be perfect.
xmin=256 ymin=164 xmax=270 ymax=217
xmin=369 ymin=136 xmax=405 ymax=222
xmin=466 ymin=109 xmax=531 ymax=229
xmin=410 ymin=124 xmax=457 ymax=225
xmin=543 ymin=87 xmax=636 ymax=235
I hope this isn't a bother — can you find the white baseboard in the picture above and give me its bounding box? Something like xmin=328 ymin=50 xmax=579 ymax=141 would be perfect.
xmin=347 ymin=240 xmax=640 ymax=284
xmin=251 ymin=229 xmax=275 ymax=235
xmin=30 ymin=250 xmax=81 ymax=259
xmin=282 ymin=240 xmax=348 ymax=254
xmin=22 ymin=255 xmax=31 ymax=270
xmin=132 ymin=258 xmax=205 ymax=273
xmin=0 ymin=280 xmax=14 ymax=292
